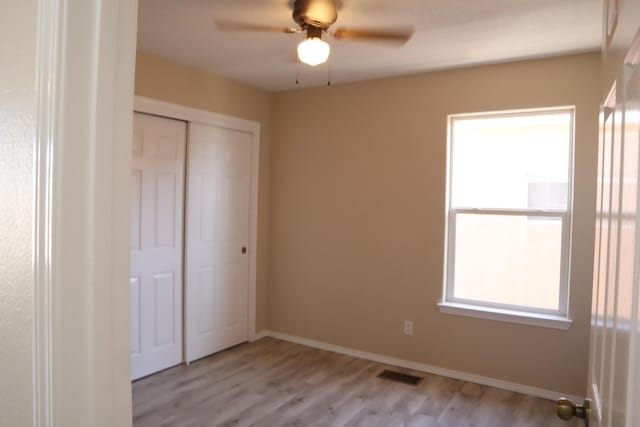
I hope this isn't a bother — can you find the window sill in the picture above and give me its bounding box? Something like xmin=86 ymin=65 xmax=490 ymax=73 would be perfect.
xmin=437 ymin=302 xmax=572 ymax=330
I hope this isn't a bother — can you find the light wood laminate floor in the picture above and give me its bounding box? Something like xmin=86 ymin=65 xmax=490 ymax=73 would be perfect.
xmin=132 ymin=337 xmax=577 ymax=427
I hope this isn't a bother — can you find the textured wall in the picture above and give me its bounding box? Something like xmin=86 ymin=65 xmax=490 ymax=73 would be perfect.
xmin=0 ymin=0 xmax=36 ymax=425
xmin=269 ymin=53 xmax=600 ymax=396
xmin=134 ymin=52 xmax=273 ymax=332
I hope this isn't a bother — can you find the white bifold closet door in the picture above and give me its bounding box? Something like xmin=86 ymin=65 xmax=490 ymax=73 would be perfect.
xmin=185 ymin=122 xmax=252 ymax=362
xmin=130 ymin=112 xmax=186 ymax=380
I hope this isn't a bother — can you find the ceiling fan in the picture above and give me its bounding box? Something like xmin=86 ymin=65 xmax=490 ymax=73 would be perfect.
xmin=216 ymin=0 xmax=412 ymax=66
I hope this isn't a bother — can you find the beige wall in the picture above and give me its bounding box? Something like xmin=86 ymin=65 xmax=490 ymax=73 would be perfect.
xmin=134 ymin=52 xmax=273 ymax=331
xmin=0 ymin=0 xmax=36 ymax=425
xmin=269 ymin=52 xmax=600 ymax=396
xmin=135 ymin=51 xmax=600 ymax=395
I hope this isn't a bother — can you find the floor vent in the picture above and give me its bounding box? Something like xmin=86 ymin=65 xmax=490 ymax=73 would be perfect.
xmin=376 ymin=369 xmax=422 ymax=386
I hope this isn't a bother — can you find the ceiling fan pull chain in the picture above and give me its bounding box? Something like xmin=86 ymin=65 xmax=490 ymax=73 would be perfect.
xmin=327 ymin=54 xmax=331 ymax=86
xmin=295 ymin=58 xmax=300 ymax=85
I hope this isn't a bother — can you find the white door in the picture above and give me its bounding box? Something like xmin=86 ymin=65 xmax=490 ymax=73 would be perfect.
xmin=185 ymin=122 xmax=252 ymax=362
xmin=130 ymin=112 xmax=186 ymax=380
xmin=582 ymin=53 xmax=640 ymax=426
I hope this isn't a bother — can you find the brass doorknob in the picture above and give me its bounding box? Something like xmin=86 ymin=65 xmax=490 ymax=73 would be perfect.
xmin=241 ymin=246 xmax=247 ymax=254
xmin=556 ymin=397 xmax=590 ymax=426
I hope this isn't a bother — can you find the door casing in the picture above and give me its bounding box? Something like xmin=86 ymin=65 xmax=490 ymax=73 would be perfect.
xmin=33 ymin=0 xmax=138 ymax=426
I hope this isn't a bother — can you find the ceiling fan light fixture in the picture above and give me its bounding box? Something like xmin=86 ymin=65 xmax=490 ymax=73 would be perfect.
xmin=297 ymin=36 xmax=330 ymax=66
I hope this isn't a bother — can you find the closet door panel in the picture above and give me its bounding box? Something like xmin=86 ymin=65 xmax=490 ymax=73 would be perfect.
xmin=130 ymin=112 xmax=186 ymax=380
xmin=186 ymin=123 xmax=251 ymax=362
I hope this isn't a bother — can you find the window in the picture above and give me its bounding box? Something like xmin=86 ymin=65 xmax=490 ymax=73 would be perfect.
xmin=439 ymin=107 xmax=574 ymax=329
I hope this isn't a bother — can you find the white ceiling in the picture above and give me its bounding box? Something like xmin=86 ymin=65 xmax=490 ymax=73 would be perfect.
xmin=137 ymin=0 xmax=602 ymax=92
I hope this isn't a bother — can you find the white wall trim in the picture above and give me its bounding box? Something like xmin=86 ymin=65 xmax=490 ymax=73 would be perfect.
xmin=249 ymin=330 xmax=270 ymax=342
xmin=33 ymin=0 xmax=61 ymax=425
xmin=134 ymin=96 xmax=260 ymax=136
xmin=32 ymin=0 xmax=138 ymax=425
xmin=134 ymin=96 xmax=260 ymax=342
xmin=259 ymin=330 xmax=583 ymax=403
xmin=437 ymin=302 xmax=573 ymax=330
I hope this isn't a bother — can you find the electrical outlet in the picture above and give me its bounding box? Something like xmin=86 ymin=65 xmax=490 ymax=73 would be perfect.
xmin=404 ymin=320 xmax=414 ymax=336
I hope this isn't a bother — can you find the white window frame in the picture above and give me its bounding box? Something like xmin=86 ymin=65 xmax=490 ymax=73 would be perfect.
xmin=439 ymin=107 xmax=575 ymax=330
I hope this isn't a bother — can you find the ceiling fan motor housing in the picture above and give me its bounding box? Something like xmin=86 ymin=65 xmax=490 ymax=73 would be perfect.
xmin=293 ymin=0 xmax=337 ymax=30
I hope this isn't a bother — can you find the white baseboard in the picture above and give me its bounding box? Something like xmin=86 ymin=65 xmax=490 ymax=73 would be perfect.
xmin=256 ymin=330 xmax=583 ymax=403
xmin=250 ymin=330 xmax=270 ymax=342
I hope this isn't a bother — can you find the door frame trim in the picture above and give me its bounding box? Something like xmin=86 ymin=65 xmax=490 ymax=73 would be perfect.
xmin=34 ymin=1 xmax=60 ymax=424
xmin=134 ymin=96 xmax=260 ymax=344
xmin=34 ymin=0 xmax=138 ymax=425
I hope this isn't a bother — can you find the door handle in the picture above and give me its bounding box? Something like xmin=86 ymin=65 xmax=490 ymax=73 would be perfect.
xmin=556 ymin=397 xmax=591 ymax=426
xmin=241 ymin=246 xmax=247 ymax=254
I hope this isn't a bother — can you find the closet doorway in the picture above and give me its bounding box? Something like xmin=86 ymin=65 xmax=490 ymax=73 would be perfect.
xmin=130 ymin=98 xmax=260 ymax=380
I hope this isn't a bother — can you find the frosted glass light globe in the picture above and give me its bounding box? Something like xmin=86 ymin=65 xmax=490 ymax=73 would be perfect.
xmin=297 ymin=37 xmax=330 ymax=66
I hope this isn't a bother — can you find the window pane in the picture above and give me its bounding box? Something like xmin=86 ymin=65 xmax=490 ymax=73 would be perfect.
xmin=453 ymin=213 xmax=562 ymax=310
xmin=451 ymin=112 xmax=571 ymax=209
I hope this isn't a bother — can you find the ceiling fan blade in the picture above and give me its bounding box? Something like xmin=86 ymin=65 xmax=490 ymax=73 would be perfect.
xmin=331 ymin=27 xmax=412 ymax=44
xmin=215 ymin=20 xmax=301 ymax=34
